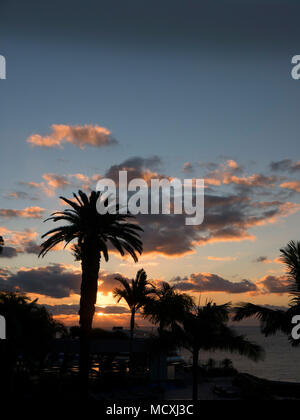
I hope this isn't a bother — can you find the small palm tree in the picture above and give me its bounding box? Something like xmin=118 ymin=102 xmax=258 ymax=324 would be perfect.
xmin=113 ymin=269 xmax=155 ymax=364
xmin=234 ymin=241 xmax=300 ymax=340
xmin=143 ymin=282 xmax=194 ymax=332
xmin=143 ymin=282 xmax=194 ymax=384
xmin=174 ymin=301 xmax=264 ymax=401
xmin=39 ymin=190 xmax=143 ymax=393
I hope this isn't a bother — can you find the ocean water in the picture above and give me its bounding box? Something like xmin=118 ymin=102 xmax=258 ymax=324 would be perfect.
xmin=180 ymin=325 xmax=300 ymax=383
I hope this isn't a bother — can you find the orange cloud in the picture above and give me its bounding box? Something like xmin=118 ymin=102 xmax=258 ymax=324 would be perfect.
xmin=0 ymin=206 xmax=45 ymax=219
xmin=244 ymin=202 xmax=300 ymax=228
xmin=203 ymin=160 xmax=277 ymax=189
xmin=0 ymin=227 xmax=40 ymax=257
xmin=182 ymin=162 xmax=193 ymax=173
xmin=19 ymin=181 xmax=54 ymax=197
xmin=226 ymin=159 xmax=239 ymax=169
xmin=42 ymin=173 xmax=70 ymax=189
xmin=194 ymin=232 xmax=256 ymax=246
xmin=280 ymin=181 xmax=300 ymax=193
xmin=69 ymin=173 xmax=100 ymax=190
xmin=223 ymin=174 xmax=276 ymax=187
xmin=0 ymin=227 xmax=38 ymax=245
xmin=256 ymin=275 xmax=290 ymax=294
xmin=205 ymin=178 xmax=221 ymax=186
xmin=21 ymin=173 xmax=101 ymax=198
xmin=27 ymin=124 xmax=117 ymax=149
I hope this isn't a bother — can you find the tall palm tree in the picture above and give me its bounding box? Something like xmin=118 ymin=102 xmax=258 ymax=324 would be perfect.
xmin=143 ymin=282 xmax=194 ymax=332
xmin=234 ymin=241 xmax=300 ymax=340
xmin=39 ymin=190 xmax=143 ymax=393
xmin=0 ymin=236 xmax=4 ymax=254
xmin=174 ymin=301 xmax=264 ymax=401
xmin=113 ymin=269 xmax=155 ymax=362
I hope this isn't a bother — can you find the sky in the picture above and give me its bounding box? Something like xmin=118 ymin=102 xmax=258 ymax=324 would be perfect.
xmin=0 ymin=0 xmax=300 ymax=329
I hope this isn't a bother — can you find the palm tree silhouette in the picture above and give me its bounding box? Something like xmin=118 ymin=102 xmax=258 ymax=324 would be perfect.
xmin=174 ymin=301 xmax=264 ymax=401
xmin=113 ymin=269 xmax=155 ymax=367
xmin=234 ymin=241 xmax=300 ymax=340
xmin=0 ymin=292 xmax=65 ymax=400
xmin=143 ymin=282 xmax=194 ymax=333
xmin=0 ymin=236 xmax=4 ymax=254
xmin=143 ymin=282 xmax=194 ymax=384
xmin=39 ymin=190 xmax=143 ymax=394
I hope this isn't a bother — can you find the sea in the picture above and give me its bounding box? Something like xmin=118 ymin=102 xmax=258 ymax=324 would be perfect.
xmin=180 ymin=325 xmax=300 ymax=383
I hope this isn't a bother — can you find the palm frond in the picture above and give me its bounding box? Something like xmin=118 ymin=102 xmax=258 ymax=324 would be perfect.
xmin=213 ymin=326 xmax=265 ymax=362
xmin=39 ymin=190 xmax=143 ymax=262
xmin=113 ymin=270 xmax=155 ymax=313
xmin=233 ymin=303 xmax=288 ymax=336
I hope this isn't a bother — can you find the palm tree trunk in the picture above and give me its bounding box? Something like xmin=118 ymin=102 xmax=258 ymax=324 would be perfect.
xmin=79 ymin=246 xmax=100 ymax=398
xmin=129 ymin=308 xmax=135 ymax=373
xmin=157 ymin=323 xmax=164 ymax=386
xmin=192 ymin=348 xmax=199 ymax=401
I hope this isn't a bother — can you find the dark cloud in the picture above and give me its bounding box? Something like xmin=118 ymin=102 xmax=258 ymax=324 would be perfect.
xmin=0 ymin=264 xmax=81 ymax=298
xmin=200 ymin=162 xmax=220 ymax=172
xmin=41 ymin=304 xmax=129 ymax=316
xmin=0 ymin=246 xmax=18 ymax=259
xmin=41 ymin=304 xmax=79 ymax=316
xmin=182 ymin=162 xmax=194 ymax=173
xmin=0 ymin=265 xmax=127 ymax=298
xmin=270 ymin=160 xmax=300 ymax=173
xmin=105 ymin=156 xmax=162 ymax=183
xmin=257 ymin=275 xmax=290 ymax=294
xmin=254 ymin=256 xmax=269 ymax=263
xmin=172 ymin=273 xmax=257 ymax=294
xmin=137 ymin=193 xmax=296 ymax=257
xmin=99 ymin=272 xmax=130 ymax=294
xmin=0 ymin=242 xmax=40 ymax=258
xmin=24 ymin=241 xmax=41 ymax=255
xmin=98 ymin=305 xmax=130 ymax=314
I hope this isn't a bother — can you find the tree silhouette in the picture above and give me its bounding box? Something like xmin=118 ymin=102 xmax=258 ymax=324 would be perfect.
xmin=143 ymin=282 xmax=194 ymax=332
xmin=113 ymin=269 xmax=155 ymax=368
xmin=0 ymin=292 xmax=64 ymax=400
xmin=234 ymin=241 xmax=300 ymax=341
xmin=0 ymin=236 xmax=4 ymax=254
xmin=174 ymin=301 xmax=264 ymax=401
xmin=39 ymin=190 xmax=143 ymax=395
xmin=143 ymin=282 xmax=194 ymax=384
